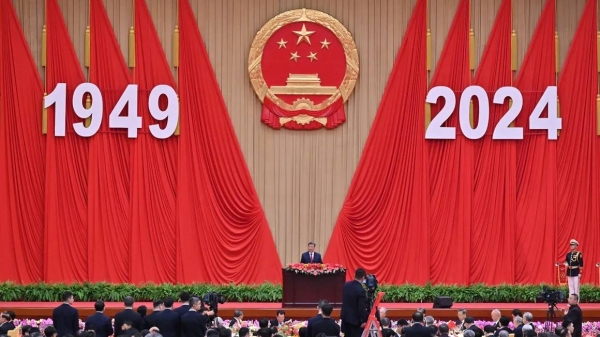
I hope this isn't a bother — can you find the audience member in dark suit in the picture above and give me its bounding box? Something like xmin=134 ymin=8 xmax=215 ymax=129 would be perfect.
xmin=155 ymin=297 xmax=180 ymax=337
xmin=0 ymin=312 xmax=15 ymax=335
xmin=512 ymin=316 xmax=524 ymax=337
xmin=494 ymin=317 xmax=513 ymax=337
xmin=311 ymin=304 xmax=340 ymax=337
xmin=144 ymin=300 xmax=164 ymax=330
xmin=341 ymin=268 xmax=368 ymax=337
xmin=491 ymin=310 xmax=501 ymax=330
xmin=465 ymin=317 xmax=483 ymax=337
xmin=84 ymin=301 xmax=113 ymax=337
xmin=270 ymin=310 xmax=288 ymax=328
xmin=564 ymin=294 xmax=582 ymax=337
xmin=114 ymin=296 xmax=144 ymax=337
xmin=438 ymin=323 xmax=450 ymax=337
xmin=239 ymin=328 xmax=250 ymax=337
xmin=174 ymin=292 xmax=192 ymax=317
xmin=119 ymin=321 xmax=139 ymax=337
xmin=381 ymin=318 xmax=398 ymax=337
xmin=300 ymin=242 xmax=323 ymax=264
xmin=181 ymin=297 xmax=214 ymax=337
xmin=307 ymin=300 xmax=328 ymax=337
xmin=51 ymin=292 xmax=80 ymax=337
xmin=483 ymin=326 xmax=496 ymax=337
xmin=403 ymin=312 xmax=431 ymax=337
xmin=456 ymin=309 xmax=467 ymax=331
xmin=522 ymin=312 xmax=535 ymax=331
xmin=229 ymin=310 xmax=244 ymax=328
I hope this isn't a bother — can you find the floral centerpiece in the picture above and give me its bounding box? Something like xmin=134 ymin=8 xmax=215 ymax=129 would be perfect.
xmin=284 ymin=263 xmax=346 ymax=276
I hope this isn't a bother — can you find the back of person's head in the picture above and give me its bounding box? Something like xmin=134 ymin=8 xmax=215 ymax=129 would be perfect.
xmin=439 ymin=324 xmax=449 ymax=334
xmin=425 ymin=316 xmax=434 ymax=326
xmin=163 ymin=297 xmax=174 ymax=308
xmin=355 ymin=268 xmax=366 ymax=280
xmin=257 ymin=329 xmax=271 ymax=337
xmin=30 ymin=328 xmax=41 ymax=334
xmin=429 ymin=325 xmax=439 ymax=337
xmin=270 ymin=327 xmax=278 ymax=336
xmin=62 ymin=291 xmax=73 ymax=302
xmin=484 ymin=325 xmax=496 ymax=334
xmin=140 ymin=331 xmax=150 ymax=337
xmin=525 ymin=331 xmax=537 ymax=337
xmin=512 ymin=309 xmax=522 ymax=318
xmin=465 ymin=317 xmax=475 ymax=324
xmin=238 ymin=328 xmax=250 ymax=337
xmin=412 ymin=311 xmax=424 ymax=323
xmin=44 ymin=326 xmax=57 ymax=337
xmin=218 ymin=329 xmax=232 ymax=337
xmin=381 ymin=318 xmax=391 ymax=327
xmin=124 ymin=296 xmax=134 ymax=307
xmin=153 ymin=300 xmax=163 ymax=309
xmin=6 ymin=311 xmax=15 ymax=320
xmin=398 ymin=319 xmax=410 ymax=327
xmin=30 ymin=332 xmax=43 ymax=337
xmin=499 ymin=316 xmax=510 ymax=327
xmin=206 ymin=330 xmax=219 ymax=337
xmin=179 ymin=292 xmax=191 ymax=303
xmin=21 ymin=325 xmax=32 ymax=335
xmin=137 ymin=306 xmax=147 ymax=317
xmin=498 ymin=331 xmax=509 ymax=337
xmin=464 ymin=331 xmax=475 ymax=337
xmin=298 ymin=327 xmax=307 ymax=337
xmin=538 ymin=333 xmax=548 ymax=337
xmin=259 ymin=319 xmax=269 ymax=328
xmin=417 ymin=308 xmax=427 ymax=314
xmin=318 ymin=299 xmax=329 ymax=309
xmin=321 ymin=303 xmax=333 ymax=317
xmin=315 ymin=334 xmax=327 ymax=337
xmin=95 ymin=301 xmax=105 ymax=312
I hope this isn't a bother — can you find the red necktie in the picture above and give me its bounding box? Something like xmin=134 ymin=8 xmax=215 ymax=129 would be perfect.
xmin=310 ymin=253 xmax=313 ymax=262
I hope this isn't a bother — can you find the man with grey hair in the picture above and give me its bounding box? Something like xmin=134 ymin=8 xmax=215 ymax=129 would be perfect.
xmin=114 ymin=296 xmax=144 ymax=337
xmin=425 ymin=316 xmax=435 ymax=327
xmin=498 ymin=331 xmax=509 ymax=337
xmin=523 ymin=312 xmax=534 ymax=330
xmin=379 ymin=307 xmax=388 ymax=320
xmin=491 ymin=309 xmax=501 ymax=329
xmin=457 ymin=309 xmax=467 ymax=331
xmin=513 ymin=316 xmax=524 ymax=337
xmin=464 ymin=330 xmax=475 ymax=337
xmin=229 ymin=310 xmax=243 ymax=328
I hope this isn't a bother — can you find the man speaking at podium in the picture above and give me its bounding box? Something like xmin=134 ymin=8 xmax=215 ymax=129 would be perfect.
xmin=301 ymin=242 xmax=323 ymax=264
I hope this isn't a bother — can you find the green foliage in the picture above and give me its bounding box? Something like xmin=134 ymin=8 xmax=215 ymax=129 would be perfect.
xmin=1 ymin=282 xmax=599 ymax=303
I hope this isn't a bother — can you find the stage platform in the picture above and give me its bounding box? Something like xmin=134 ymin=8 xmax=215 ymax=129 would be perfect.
xmin=2 ymin=302 xmax=600 ymax=321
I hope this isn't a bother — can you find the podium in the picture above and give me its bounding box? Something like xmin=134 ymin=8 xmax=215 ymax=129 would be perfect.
xmin=282 ymin=268 xmax=346 ymax=308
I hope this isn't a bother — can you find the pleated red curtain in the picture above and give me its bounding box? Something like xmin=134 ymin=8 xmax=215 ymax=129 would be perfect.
xmin=513 ymin=0 xmax=556 ymax=284
xmin=87 ymin=0 xmax=133 ymax=283
xmin=325 ymin=0 xmax=429 ymax=284
xmin=470 ymin=0 xmax=516 ymax=284
xmin=129 ymin=0 xmax=178 ymax=284
xmin=0 ymin=0 xmax=45 ymax=283
xmin=427 ymin=0 xmax=472 ymax=285
xmin=177 ymin=0 xmax=282 ymax=284
xmin=43 ymin=0 xmax=89 ymax=283
xmin=556 ymin=0 xmax=600 ymax=284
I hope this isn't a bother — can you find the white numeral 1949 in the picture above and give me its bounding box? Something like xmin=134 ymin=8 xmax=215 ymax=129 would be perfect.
xmin=44 ymin=83 xmax=179 ymax=139
xmin=425 ymin=85 xmax=560 ymax=140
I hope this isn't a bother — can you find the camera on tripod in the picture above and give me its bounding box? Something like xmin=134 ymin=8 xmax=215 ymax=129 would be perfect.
xmin=537 ymin=286 xmax=565 ymax=305
xmin=203 ymin=292 xmax=227 ymax=322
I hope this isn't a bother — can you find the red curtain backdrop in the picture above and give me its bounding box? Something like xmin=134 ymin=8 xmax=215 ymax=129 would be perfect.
xmin=513 ymin=0 xmax=556 ymax=284
xmin=325 ymin=0 xmax=429 ymax=284
xmin=427 ymin=0 xmax=472 ymax=285
xmin=87 ymin=0 xmax=133 ymax=283
xmin=0 ymin=0 xmax=45 ymax=283
xmin=44 ymin=0 xmax=89 ymax=283
xmin=129 ymin=0 xmax=178 ymax=284
xmin=177 ymin=0 xmax=282 ymax=284
xmin=556 ymin=0 xmax=600 ymax=284
xmin=469 ymin=0 xmax=516 ymax=284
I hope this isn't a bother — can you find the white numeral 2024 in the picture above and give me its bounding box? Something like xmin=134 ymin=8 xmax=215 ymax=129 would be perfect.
xmin=44 ymin=83 xmax=179 ymax=139
xmin=425 ymin=85 xmax=560 ymax=140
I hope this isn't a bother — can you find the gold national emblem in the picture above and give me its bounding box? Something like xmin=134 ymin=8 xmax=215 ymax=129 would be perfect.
xmin=248 ymin=8 xmax=359 ymax=130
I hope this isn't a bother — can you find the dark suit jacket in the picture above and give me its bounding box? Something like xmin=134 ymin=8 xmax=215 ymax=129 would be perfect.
xmin=144 ymin=311 xmax=161 ymax=330
xmin=174 ymin=304 xmax=190 ymax=317
xmin=229 ymin=318 xmax=243 ymax=328
xmin=52 ymin=303 xmax=80 ymax=337
xmin=181 ymin=311 xmax=207 ymax=337
xmin=340 ymin=280 xmax=368 ymax=327
xmin=565 ymin=304 xmax=583 ymax=337
xmin=468 ymin=325 xmax=484 ymax=337
xmin=114 ymin=308 xmax=144 ymax=337
xmin=307 ymin=314 xmax=324 ymax=337
xmin=300 ymin=252 xmax=323 ymax=264
xmin=312 ymin=317 xmax=340 ymax=337
xmin=155 ymin=309 xmax=180 ymax=337
xmin=0 ymin=321 xmax=16 ymax=335
xmin=382 ymin=328 xmax=399 ymax=337
xmin=494 ymin=327 xmax=513 ymax=337
xmin=121 ymin=328 xmax=140 ymax=337
xmin=85 ymin=312 xmax=113 ymax=337
xmin=403 ymin=323 xmax=431 ymax=337
xmin=513 ymin=324 xmax=524 ymax=337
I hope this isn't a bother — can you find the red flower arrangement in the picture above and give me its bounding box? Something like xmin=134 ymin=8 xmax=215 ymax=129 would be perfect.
xmin=284 ymin=263 xmax=346 ymax=276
